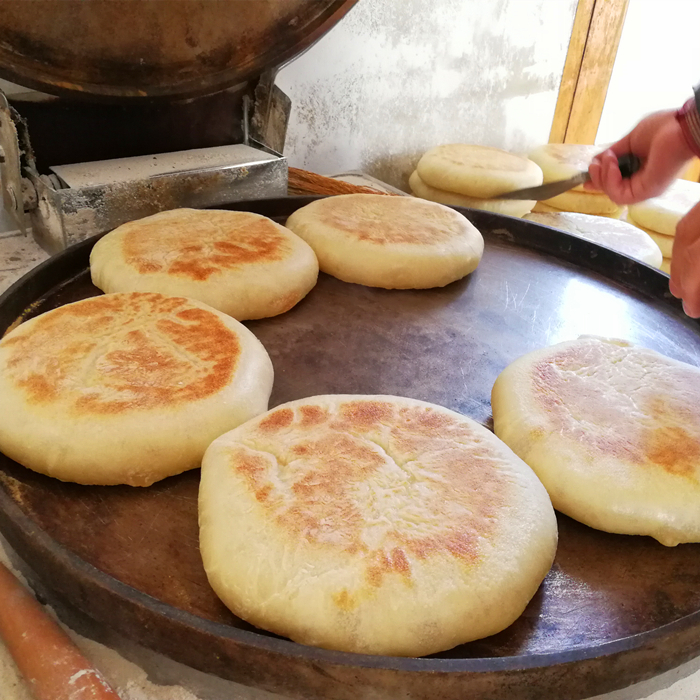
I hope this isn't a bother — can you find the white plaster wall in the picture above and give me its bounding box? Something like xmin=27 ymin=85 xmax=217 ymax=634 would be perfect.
xmin=277 ymin=0 xmax=578 ymax=189
xmin=597 ymin=0 xmax=700 ymax=145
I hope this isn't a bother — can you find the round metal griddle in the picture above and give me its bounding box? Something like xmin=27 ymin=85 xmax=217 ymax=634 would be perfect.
xmin=0 ymin=198 xmax=699 ymax=700
xmin=0 ymin=0 xmax=358 ymax=100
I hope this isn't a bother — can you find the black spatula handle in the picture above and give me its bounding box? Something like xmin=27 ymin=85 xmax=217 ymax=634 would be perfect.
xmin=618 ymin=153 xmax=641 ymax=179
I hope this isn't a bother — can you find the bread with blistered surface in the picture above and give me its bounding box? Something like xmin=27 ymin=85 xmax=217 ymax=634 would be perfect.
xmin=0 ymin=292 xmax=273 ymax=486
xmin=285 ymin=194 xmax=484 ymax=289
xmin=90 ymin=208 xmax=319 ymax=321
xmin=199 ymin=395 xmax=557 ymax=656
xmin=492 ymin=336 xmax=700 ymax=546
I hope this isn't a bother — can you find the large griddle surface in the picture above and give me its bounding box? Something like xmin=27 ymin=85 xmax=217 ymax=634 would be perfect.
xmin=0 ymin=197 xmax=698 ymax=700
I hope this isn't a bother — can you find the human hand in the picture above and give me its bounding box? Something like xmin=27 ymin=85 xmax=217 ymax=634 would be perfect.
xmin=586 ymin=110 xmax=694 ymax=205
xmin=670 ymin=201 xmax=700 ymax=317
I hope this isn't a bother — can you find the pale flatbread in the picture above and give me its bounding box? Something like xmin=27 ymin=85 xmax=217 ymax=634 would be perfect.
xmin=200 ymin=395 xmax=557 ymax=656
xmin=628 ymin=179 xmax=700 ymax=236
xmin=531 ymin=201 xmax=561 ymax=214
xmin=532 ymin=200 xmax=625 ymax=219
xmin=90 ymin=209 xmax=319 ymax=321
xmin=0 ymin=293 xmax=274 ymax=486
xmin=528 ymin=144 xmax=602 ymax=193
xmin=632 ymin=223 xmax=674 ymax=258
xmin=541 ymin=189 xmax=623 ymax=216
xmin=492 ymin=336 xmax=700 ymax=546
xmin=416 ymin=144 xmax=543 ymax=199
xmin=660 ymin=258 xmax=671 ymax=275
xmin=285 ymin=194 xmax=484 ymax=289
xmin=525 ymin=211 xmax=662 ymax=268
xmin=409 ymin=170 xmax=534 ymax=217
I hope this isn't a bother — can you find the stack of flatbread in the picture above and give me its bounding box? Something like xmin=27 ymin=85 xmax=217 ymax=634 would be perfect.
xmin=627 ymin=179 xmax=700 ymax=274
xmin=410 ymin=144 xmax=543 ymax=218
xmin=528 ymin=144 xmax=624 ymax=218
xmin=525 ymin=211 xmax=662 ymax=269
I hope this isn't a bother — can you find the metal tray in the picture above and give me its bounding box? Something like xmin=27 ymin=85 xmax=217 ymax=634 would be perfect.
xmin=0 ymin=197 xmax=699 ymax=700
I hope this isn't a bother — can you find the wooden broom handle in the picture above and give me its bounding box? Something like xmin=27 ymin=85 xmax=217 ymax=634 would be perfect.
xmin=0 ymin=560 xmax=122 ymax=700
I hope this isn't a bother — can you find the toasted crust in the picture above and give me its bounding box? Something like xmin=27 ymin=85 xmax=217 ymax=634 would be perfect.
xmin=285 ymin=194 xmax=484 ymax=289
xmin=200 ymin=395 xmax=557 ymax=656
xmin=90 ymin=209 xmax=319 ymax=321
xmin=416 ymin=144 xmax=543 ymax=199
xmin=492 ymin=336 xmax=700 ymax=546
xmin=0 ymin=292 xmax=274 ymax=485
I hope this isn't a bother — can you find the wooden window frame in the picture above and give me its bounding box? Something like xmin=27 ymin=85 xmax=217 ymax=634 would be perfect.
xmin=550 ymin=0 xmax=700 ymax=182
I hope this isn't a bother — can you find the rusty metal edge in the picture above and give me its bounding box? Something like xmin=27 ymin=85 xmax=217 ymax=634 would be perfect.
xmin=0 ymin=1 xmax=360 ymax=102
xmin=0 ymin=198 xmax=699 ymax=700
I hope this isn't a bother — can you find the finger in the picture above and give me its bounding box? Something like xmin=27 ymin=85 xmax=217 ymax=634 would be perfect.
xmin=597 ymin=150 xmax=634 ymax=203
xmin=669 ymin=253 xmax=683 ymax=298
xmin=586 ymin=160 xmax=603 ymax=191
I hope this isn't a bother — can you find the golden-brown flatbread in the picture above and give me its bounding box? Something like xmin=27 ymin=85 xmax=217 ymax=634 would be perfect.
xmin=200 ymin=395 xmax=558 ymax=656
xmin=492 ymin=336 xmax=700 ymax=546
xmin=90 ymin=209 xmax=319 ymax=321
xmin=0 ymin=292 xmax=273 ymax=486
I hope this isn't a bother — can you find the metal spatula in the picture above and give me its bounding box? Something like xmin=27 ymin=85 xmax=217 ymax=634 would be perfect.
xmin=494 ymin=153 xmax=641 ymax=200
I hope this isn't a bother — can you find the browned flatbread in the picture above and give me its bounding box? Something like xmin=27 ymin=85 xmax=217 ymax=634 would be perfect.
xmin=492 ymin=336 xmax=700 ymax=545
xmin=90 ymin=209 xmax=319 ymax=321
xmin=0 ymin=292 xmax=273 ymax=485
xmin=199 ymin=394 xmax=557 ymax=656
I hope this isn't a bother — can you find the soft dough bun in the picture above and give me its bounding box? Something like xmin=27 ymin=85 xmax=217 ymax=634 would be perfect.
xmin=285 ymin=194 xmax=484 ymax=289
xmin=525 ymin=211 xmax=662 ymax=267
xmin=492 ymin=336 xmax=700 ymax=546
xmin=416 ymin=144 xmax=543 ymax=199
xmin=0 ymin=293 xmax=274 ymax=486
xmin=90 ymin=208 xmax=319 ymax=321
xmin=199 ymin=394 xmax=558 ymax=657
xmin=409 ymin=170 xmax=535 ymax=218
xmin=631 ymin=224 xmax=674 ymax=258
xmin=540 ymin=189 xmax=623 ymax=216
xmin=532 ymin=200 xmax=625 ymax=219
xmin=528 ymin=143 xmax=603 ymax=193
xmin=628 ymin=179 xmax=700 ymax=236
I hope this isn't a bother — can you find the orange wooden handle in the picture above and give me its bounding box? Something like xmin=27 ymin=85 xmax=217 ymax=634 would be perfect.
xmin=0 ymin=560 xmax=122 ymax=700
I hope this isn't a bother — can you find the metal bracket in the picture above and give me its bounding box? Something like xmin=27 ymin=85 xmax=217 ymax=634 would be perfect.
xmin=0 ymin=89 xmax=30 ymax=234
